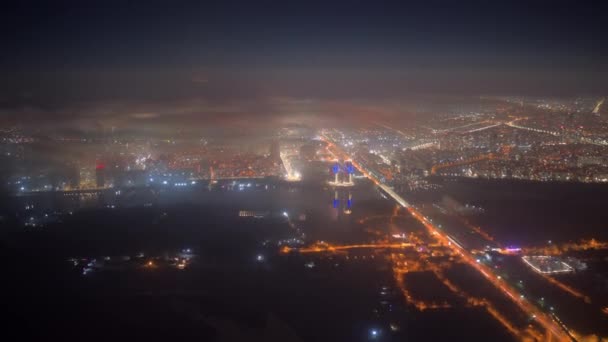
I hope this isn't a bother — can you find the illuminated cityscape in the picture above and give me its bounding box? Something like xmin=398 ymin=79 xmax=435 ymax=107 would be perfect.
xmin=2 ymin=2 xmax=608 ymax=342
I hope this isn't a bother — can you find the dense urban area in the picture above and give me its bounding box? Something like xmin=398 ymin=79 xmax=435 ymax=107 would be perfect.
xmin=2 ymin=96 xmax=608 ymax=341
xmin=3 ymin=2 xmax=608 ymax=341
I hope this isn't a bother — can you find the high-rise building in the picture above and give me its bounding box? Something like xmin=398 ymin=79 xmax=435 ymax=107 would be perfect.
xmin=69 ymin=164 xmax=80 ymax=189
xmin=95 ymin=162 xmax=106 ymax=188
xmin=269 ymin=139 xmax=281 ymax=164
xmin=489 ymin=132 xmax=498 ymax=150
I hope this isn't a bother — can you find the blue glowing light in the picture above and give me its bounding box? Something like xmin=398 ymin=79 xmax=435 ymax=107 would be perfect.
xmin=332 ymin=164 xmax=340 ymax=174
xmin=346 ymin=163 xmax=355 ymax=174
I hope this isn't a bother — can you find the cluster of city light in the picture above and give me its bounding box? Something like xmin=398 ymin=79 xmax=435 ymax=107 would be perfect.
xmin=322 ymin=134 xmax=575 ymax=341
xmin=406 ymin=141 xmax=438 ymax=151
xmin=281 ymin=241 xmax=414 ymax=254
xmin=521 ymin=256 xmax=574 ymax=274
xmin=288 ymin=236 xmax=529 ymax=338
xmin=523 ymin=238 xmax=608 ymax=255
xmin=170 ymin=181 xmax=197 ymax=187
xmin=280 ymin=152 xmax=302 ymax=182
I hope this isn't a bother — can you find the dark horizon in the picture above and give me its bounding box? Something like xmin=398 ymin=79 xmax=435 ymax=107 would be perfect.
xmin=1 ymin=1 xmax=607 ymax=129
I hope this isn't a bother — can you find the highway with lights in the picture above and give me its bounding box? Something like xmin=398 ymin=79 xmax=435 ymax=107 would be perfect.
xmin=320 ymin=133 xmax=576 ymax=342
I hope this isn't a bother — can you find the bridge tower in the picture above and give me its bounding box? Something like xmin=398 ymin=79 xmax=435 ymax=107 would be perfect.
xmin=332 ymin=162 xmax=340 ymax=184
xmin=345 ymin=161 xmax=355 ymax=185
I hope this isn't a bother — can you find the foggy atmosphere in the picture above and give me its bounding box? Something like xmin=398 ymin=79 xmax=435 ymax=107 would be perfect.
xmin=2 ymin=1 xmax=608 ymax=341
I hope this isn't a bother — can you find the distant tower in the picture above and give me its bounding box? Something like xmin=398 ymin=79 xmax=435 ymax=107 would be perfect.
xmin=68 ymin=163 xmax=80 ymax=189
xmin=345 ymin=161 xmax=355 ymax=184
xmin=592 ymin=98 xmax=604 ymax=116
xmin=332 ymin=162 xmax=340 ymax=184
xmin=96 ymin=162 xmax=106 ymax=188
xmin=489 ymin=132 xmax=498 ymax=150
xmin=209 ymin=166 xmax=215 ymax=181
xmin=269 ymin=139 xmax=281 ymax=164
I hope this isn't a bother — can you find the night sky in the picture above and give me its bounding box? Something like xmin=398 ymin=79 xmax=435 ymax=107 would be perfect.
xmin=1 ymin=1 xmax=607 ymax=129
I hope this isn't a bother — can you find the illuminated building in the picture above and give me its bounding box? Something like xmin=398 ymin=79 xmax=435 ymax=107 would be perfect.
xmin=521 ymin=256 xmax=574 ymax=274
xmin=269 ymin=139 xmax=281 ymax=164
xmin=238 ymin=210 xmax=269 ymax=218
xmin=68 ymin=164 xmax=80 ymax=189
xmin=95 ymin=162 xmax=106 ymax=188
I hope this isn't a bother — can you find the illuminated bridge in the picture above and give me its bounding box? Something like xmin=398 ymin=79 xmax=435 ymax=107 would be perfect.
xmin=430 ymin=153 xmax=495 ymax=175
xmin=320 ymin=133 xmax=575 ymax=341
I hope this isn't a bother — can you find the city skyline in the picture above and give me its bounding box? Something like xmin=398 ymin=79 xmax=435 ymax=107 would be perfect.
xmin=2 ymin=2 xmax=608 ymax=341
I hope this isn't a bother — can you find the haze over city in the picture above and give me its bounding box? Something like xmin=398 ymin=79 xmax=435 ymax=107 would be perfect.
xmin=2 ymin=1 xmax=608 ymax=341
